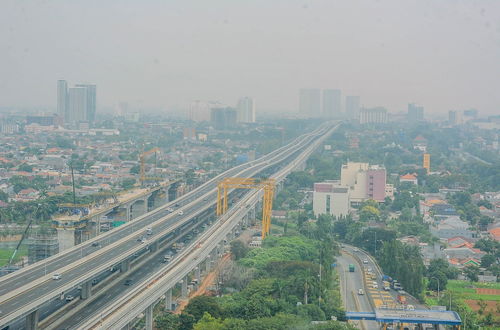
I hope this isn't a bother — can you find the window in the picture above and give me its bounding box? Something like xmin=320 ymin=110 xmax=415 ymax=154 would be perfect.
xmin=326 ymin=195 xmax=331 ymax=213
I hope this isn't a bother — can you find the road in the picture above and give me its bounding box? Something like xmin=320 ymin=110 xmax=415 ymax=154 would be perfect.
xmin=0 ymin=122 xmax=337 ymax=328
xmin=337 ymin=249 xmax=378 ymax=330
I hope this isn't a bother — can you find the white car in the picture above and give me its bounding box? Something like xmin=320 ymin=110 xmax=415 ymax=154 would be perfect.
xmin=363 ymin=259 xmax=368 ymax=264
xmin=167 ymin=207 xmax=174 ymax=212
xmin=354 ymin=248 xmax=360 ymax=252
xmin=52 ymin=273 xmax=61 ymax=280
xmin=372 ymin=283 xmax=378 ymax=289
xmin=406 ymin=304 xmax=415 ymax=311
xmin=358 ymin=289 xmax=364 ymax=295
xmin=141 ymin=238 xmax=147 ymax=244
xmin=65 ymin=295 xmax=74 ymax=301
xmin=178 ymin=210 xmax=184 ymax=215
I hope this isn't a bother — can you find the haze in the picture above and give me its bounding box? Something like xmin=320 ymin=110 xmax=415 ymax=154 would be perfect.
xmin=1 ymin=0 xmax=499 ymax=116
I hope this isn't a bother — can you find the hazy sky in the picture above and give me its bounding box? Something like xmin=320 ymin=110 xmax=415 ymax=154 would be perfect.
xmin=1 ymin=0 xmax=499 ymax=116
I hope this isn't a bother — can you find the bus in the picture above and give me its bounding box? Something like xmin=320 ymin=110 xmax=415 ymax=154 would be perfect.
xmin=349 ymin=264 xmax=355 ymax=272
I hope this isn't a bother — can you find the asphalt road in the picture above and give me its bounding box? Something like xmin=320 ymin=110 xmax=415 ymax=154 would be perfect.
xmin=0 ymin=123 xmax=334 ymax=328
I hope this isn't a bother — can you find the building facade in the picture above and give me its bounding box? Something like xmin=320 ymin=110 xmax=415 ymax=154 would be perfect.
xmin=322 ymin=89 xmax=341 ymax=118
xmin=299 ymin=88 xmax=321 ymax=118
xmin=408 ymin=103 xmax=424 ymax=122
xmin=345 ymin=95 xmax=360 ymax=119
xmin=359 ymin=107 xmax=388 ymax=124
xmin=237 ymin=97 xmax=256 ymax=123
xmin=210 ymin=107 xmax=237 ymax=130
xmin=313 ymin=182 xmax=350 ymax=218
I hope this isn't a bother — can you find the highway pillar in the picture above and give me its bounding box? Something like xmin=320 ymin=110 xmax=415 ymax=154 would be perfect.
xmin=120 ymin=260 xmax=130 ymax=273
xmin=205 ymin=256 xmax=212 ymax=272
xmin=56 ymin=227 xmax=75 ymax=252
xmin=164 ymin=288 xmax=172 ymax=311
xmin=25 ymin=309 xmax=39 ymax=330
xmin=182 ymin=276 xmax=188 ymax=299
xmin=195 ymin=266 xmax=201 ymax=282
xmin=145 ymin=305 xmax=153 ymax=330
xmin=150 ymin=241 xmax=158 ymax=252
xmin=80 ymin=281 xmax=92 ymax=300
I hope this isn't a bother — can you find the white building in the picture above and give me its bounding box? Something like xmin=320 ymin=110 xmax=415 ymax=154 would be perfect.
xmin=68 ymin=87 xmax=88 ymax=123
xmin=359 ymin=107 xmax=388 ymax=124
xmin=313 ymin=182 xmax=350 ymax=218
xmin=188 ymin=101 xmax=222 ymax=122
xmin=237 ymin=97 xmax=256 ymax=123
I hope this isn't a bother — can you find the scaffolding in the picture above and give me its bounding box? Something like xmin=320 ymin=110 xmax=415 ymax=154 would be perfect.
xmin=27 ymin=235 xmax=59 ymax=264
xmin=216 ymin=178 xmax=275 ymax=239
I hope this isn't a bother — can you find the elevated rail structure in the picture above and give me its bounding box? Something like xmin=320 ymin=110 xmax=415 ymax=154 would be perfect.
xmin=0 ymin=122 xmax=338 ymax=330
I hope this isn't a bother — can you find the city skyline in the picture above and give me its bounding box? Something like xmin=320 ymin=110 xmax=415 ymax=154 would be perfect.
xmin=1 ymin=1 xmax=499 ymax=116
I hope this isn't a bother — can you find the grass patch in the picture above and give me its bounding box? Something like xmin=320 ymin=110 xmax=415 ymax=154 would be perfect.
xmin=0 ymin=247 xmax=27 ymax=267
xmin=446 ymin=280 xmax=500 ymax=301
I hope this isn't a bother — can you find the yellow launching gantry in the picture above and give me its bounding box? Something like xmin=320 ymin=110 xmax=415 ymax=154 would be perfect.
xmin=216 ymin=178 xmax=275 ymax=239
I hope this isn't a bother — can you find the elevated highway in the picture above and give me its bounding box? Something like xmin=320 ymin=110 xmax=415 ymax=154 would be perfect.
xmin=0 ymin=122 xmax=339 ymax=329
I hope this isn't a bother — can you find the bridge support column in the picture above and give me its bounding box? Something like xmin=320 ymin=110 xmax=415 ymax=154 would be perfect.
xmin=205 ymin=256 xmax=212 ymax=272
xmin=181 ymin=276 xmax=188 ymax=299
xmin=120 ymin=260 xmax=130 ymax=273
xmin=164 ymin=288 xmax=172 ymax=311
xmin=145 ymin=305 xmax=153 ymax=330
xmin=81 ymin=281 xmax=92 ymax=299
xmin=56 ymin=227 xmax=75 ymax=252
xmin=25 ymin=309 xmax=39 ymax=330
xmin=150 ymin=241 xmax=158 ymax=252
xmin=195 ymin=266 xmax=201 ymax=282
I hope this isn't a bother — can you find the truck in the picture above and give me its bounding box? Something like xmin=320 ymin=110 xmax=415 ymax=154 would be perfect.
xmin=348 ymin=264 xmax=355 ymax=272
xmin=381 ymin=274 xmax=392 ymax=282
xmin=392 ymin=280 xmax=403 ymax=290
xmin=383 ymin=281 xmax=391 ymax=291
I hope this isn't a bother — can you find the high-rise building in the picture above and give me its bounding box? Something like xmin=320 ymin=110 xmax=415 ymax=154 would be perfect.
xmin=359 ymin=107 xmax=388 ymax=124
xmin=408 ymin=103 xmax=424 ymax=122
xmin=76 ymin=84 xmax=96 ymax=124
xmin=299 ymin=89 xmax=321 ymax=118
xmin=188 ymin=101 xmax=221 ymax=122
xmin=345 ymin=96 xmax=360 ymax=119
xmin=57 ymin=80 xmax=68 ymax=120
xmin=237 ymin=97 xmax=256 ymax=123
xmin=210 ymin=107 xmax=237 ymax=130
xmin=322 ymin=89 xmax=341 ymax=118
xmin=68 ymin=87 xmax=88 ymax=123
xmin=340 ymin=162 xmax=388 ymax=203
xmin=57 ymin=80 xmax=96 ymax=125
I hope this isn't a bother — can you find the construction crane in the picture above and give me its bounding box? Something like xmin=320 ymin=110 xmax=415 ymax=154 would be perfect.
xmin=216 ymin=177 xmax=275 ymax=239
xmin=140 ymin=147 xmax=160 ymax=186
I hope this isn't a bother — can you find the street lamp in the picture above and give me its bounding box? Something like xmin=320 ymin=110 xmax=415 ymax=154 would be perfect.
xmin=431 ymin=276 xmax=440 ymax=300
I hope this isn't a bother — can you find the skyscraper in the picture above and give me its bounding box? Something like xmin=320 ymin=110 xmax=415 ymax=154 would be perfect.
xmin=407 ymin=103 xmax=424 ymax=122
xmin=76 ymin=84 xmax=96 ymax=124
xmin=57 ymin=80 xmax=68 ymax=120
xmin=345 ymin=95 xmax=360 ymax=119
xmin=57 ymin=80 xmax=96 ymax=125
xmin=237 ymin=97 xmax=256 ymax=123
xmin=210 ymin=107 xmax=237 ymax=130
xmin=299 ymin=89 xmax=321 ymax=118
xmin=322 ymin=89 xmax=341 ymax=118
xmin=68 ymin=87 xmax=88 ymax=123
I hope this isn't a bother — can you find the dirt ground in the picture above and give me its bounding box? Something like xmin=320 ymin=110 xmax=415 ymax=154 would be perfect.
xmin=475 ymin=288 xmax=500 ymax=295
xmin=464 ymin=299 xmax=499 ymax=315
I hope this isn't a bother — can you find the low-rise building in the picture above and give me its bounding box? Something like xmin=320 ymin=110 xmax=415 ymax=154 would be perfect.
xmin=313 ymin=182 xmax=350 ymax=218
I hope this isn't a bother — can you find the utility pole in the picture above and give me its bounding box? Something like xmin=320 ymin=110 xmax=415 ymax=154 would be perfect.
xmin=70 ymin=163 xmax=76 ymax=205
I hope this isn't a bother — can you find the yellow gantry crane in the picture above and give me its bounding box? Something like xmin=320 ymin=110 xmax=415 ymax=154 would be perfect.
xmin=216 ymin=177 xmax=275 ymax=239
xmin=140 ymin=147 xmax=160 ymax=186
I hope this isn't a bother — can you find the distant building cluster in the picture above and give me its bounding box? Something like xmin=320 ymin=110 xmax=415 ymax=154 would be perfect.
xmin=299 ymin=88 xmax=360 ymax=119
xmin=57 ymin=80 xmax=96 ymax=127
xmin=188 ymin=97 xmax=256 ymax=130
xmin=313 ymin=162 xmax=393 ymax=217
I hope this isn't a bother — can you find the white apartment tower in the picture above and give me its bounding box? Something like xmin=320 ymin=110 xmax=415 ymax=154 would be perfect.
xmin=237 ymin=97 xmax=256 ymax=123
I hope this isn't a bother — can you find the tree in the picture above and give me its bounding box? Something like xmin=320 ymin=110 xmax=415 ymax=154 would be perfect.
xmin=193 ymin=312 xmax=223 ymax=330
xmin=18 ymin=163 xmax=33 ymax=172
xmin=183 ymin=296 xmax=222 ymax=323
xmin=155 ymin=312 xmax=180 ymax=329
xmin=230 ymin=240 xmax=249 ymax=260
xmin=480 ymin=254 xmax=496 ymax=268
xmin=120 ymin=178 xmax=136 ymax=190
xmin=129 ymin=164 xmax=140 ymax=174
xmin=463 ymin=265 xmax=480 ymax=282
xmin=0 ymin=190 xmax=8 ymax=202
xmin=359 ymin=205 xmax=380 ymax=222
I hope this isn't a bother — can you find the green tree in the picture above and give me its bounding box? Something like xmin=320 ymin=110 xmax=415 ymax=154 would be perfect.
xmin=463 ymin=265 xmax=480 ymax=282
xmin=359 ymin=205 xmax=380 ymax=222
xmin=18 ymin=163 xmax=33 ymax=172
xmin=129 ymin=164 xmax=140 ymax=174
xmin=183 ymin=296 xmax=222 ymax=323
xmin=480 ymin=254 xmax=495 ymax=268
xmin=120 ymin=178 xmax=136 ymax=190
xmin=193 ymin=312 xmax=222 ymax=330
xmin=230 ymin=240 xmax=249 ymax=260
xmin=155 ymin=312 xmax=180 ymax=329
xmin=0 ymin=190 xmax=8 ymax=202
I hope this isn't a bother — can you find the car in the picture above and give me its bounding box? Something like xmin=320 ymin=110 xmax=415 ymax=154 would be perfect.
xmin=354 ymin=248 xmax=359 ymax=252
xmin=358 ymin=289 xmax=364 ymax=295
xmin=52 ymin=273 xmax=61 ymax=280
xmin=363 ymin=259 xmax=368 ymax=264
xmin=137 ymin=237 xmax=143 ymax=242
xmin=146 ymin=227 xmax=153 ymax=235
xmin=141 ymin=238 xmax=147 ymax=244
xmin=65 ymin=295 xmax=74 ymax=301
xmin=91 ymin=242 xmax=100 ymax=247
xmin=124 ymin=279 xmax=133 ymax=286
xmin=406 ymin=305 xmax=415 ymax=311
xmin=372 ymin=283 xmax=378 ymax=289
xmin=174 ymin=203 xmax=180 ymax=207
xmin=92 ymin=279 xmax=99 ymax=285
xmin=167 ymin=207 xmax=174 ymax=212
xmin=178 ymin=210 xmax=184 ymax=215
